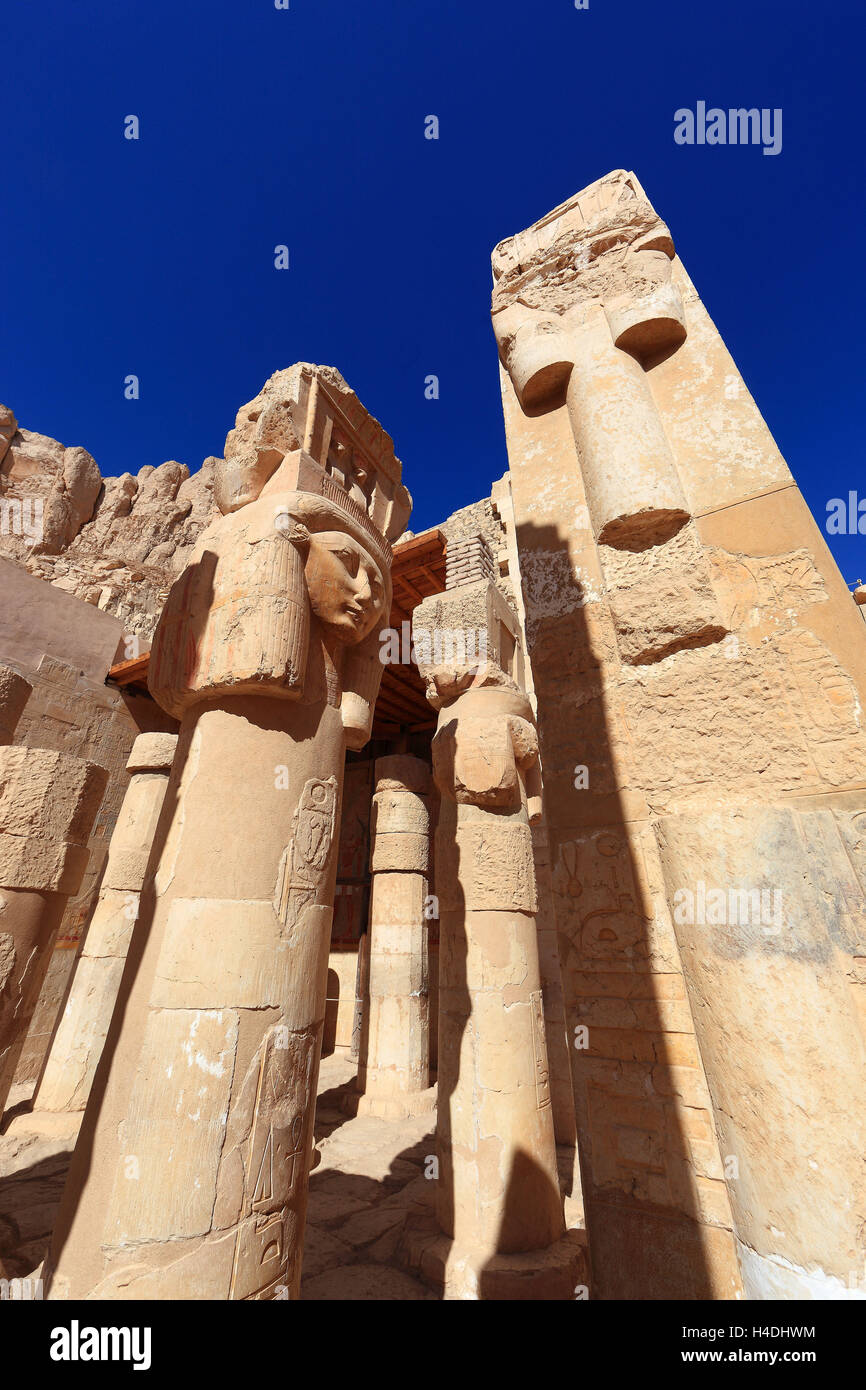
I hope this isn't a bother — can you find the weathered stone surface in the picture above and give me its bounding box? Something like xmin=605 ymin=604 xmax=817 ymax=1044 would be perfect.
xmin=0 ymin=749 xmax=107 ymax=1114
xmin=655 ymin=806 xmax=866 ymax=1298
xmin=0 ymin=747 xmax=107 ymax=865
xmin=0 ymin=666 xmax=31 ymax=745
xmin=0 ymin=417 xmax=220 ymax=640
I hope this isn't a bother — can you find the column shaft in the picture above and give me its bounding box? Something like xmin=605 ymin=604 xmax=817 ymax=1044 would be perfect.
xmin=358 ymin=754 xmax=433 ymax=1118
xmin=36 ymin=733 xmax=177 ymax=1114
xmin=47 ymin=697 xmax=345 ymax=1300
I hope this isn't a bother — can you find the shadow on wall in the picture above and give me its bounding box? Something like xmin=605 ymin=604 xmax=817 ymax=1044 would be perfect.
xmin=512 ymin=512 xmax=731 ymax=1300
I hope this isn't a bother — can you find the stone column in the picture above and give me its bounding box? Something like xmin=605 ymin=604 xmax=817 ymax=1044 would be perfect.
xmin=411 ymin=588 xmax=587 ymax=1299
xmin=0 ymin=666 xmax=31 ymax=746
xmin=655 ymin=808 xmax=866 ymax=1299
xmin=35 ymin=733 xmax=177 ymax=1115
xmin=349 ymin=929 xmax=369 ymax=1063
xmin=357 ymin=754 xmax=434 ymax=1119
xmin=0 ymin=748 xmax=107 ymax=1115
xmin=46 ymin=365 xmax=410 ymax=1301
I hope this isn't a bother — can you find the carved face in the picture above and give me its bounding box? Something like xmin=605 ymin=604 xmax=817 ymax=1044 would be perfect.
xmin=305 ymin=530 xmax=386 ymax=644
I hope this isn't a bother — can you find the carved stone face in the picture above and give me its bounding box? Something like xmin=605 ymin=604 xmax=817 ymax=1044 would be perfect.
xmin=305 ymin=530 xmax=387 ymax=644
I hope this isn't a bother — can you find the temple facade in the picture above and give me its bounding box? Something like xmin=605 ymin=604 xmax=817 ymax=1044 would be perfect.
xmin=1 ymin=171 xmax=864 ymax=1301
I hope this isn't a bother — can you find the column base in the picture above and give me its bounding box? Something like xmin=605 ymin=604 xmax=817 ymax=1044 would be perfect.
xmin=355 ymin=1083 xmax=437 ymax=1121
xmin=399 ymin=1218 xmax=589 ymax=1300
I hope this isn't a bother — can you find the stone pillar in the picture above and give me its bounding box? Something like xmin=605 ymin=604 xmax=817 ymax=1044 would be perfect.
xmin=349 ymin=929 xmax=369 ymax=1063
xmin=0 ymin=665 xmax=31 ymax=745
xmin=411 ymin=587 xmax=587 ymax=1300
xmin=0 ymin=748 xmax=107 ymax=1115
xmin=46 ymin=364 xmax=410 ymax=1300
xmin=357 ymin=754 xmax=434 ymax=1119
xmin=35 ymin=733 xmax=177 ymax=1115
xmin=491 ymin=169 xmax=866 ymax=1298
xmin=655 ymin=808 xmax=866 ymax=1299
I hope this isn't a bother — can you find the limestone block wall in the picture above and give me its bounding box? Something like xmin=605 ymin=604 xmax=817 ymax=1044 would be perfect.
xmin=493 ymin=170 xmax=866 ymax=1299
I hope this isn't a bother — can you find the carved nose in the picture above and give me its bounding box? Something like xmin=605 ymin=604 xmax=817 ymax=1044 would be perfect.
xmin=353 ymin=573 xmax=373 ymax=607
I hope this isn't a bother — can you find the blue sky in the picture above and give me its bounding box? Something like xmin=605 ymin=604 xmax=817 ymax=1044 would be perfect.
xmin=3 ymin=0 xmax=864 ymax=578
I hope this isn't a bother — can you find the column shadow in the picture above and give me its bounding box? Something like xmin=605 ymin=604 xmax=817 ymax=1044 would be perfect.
xmin=497 ymin=515 xmax=726 ymax=1300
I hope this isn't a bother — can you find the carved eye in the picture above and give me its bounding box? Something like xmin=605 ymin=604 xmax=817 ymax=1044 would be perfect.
xmin=334 ymin=547 xmax=359 ymax=575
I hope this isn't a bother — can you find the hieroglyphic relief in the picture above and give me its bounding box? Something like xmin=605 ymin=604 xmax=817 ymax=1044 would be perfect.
xmin=706 ymin=547 xmax=829 ymax=634
xmin=229 ymin=1026 xmax=316 ymax=1301
xmin=274 ymin=776 xmax=338 ymax=934
xmin=529 ymin=988 xmax=552 ymax=1110
xmin=552 ymin=824 xmax=684 ymax=977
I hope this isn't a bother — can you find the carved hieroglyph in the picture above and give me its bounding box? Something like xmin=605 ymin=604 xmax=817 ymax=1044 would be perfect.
xmin=46 ymin=366 xmax=409 ymax=1300
xmin=493 ymin=169 xmax=866 ymax=1299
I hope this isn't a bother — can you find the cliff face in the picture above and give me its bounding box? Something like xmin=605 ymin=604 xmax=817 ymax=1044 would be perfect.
xmin=0 ymin=404 xmax=221 ymax=643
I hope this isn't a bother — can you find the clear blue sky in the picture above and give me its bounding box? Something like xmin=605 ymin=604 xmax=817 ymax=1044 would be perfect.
xmin=3 ymin=0 xmax=864 ymax=578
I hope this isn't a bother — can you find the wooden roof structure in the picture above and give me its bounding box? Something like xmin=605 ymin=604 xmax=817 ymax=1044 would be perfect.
xmin=106 ymin=526 xmax=446 ymax=739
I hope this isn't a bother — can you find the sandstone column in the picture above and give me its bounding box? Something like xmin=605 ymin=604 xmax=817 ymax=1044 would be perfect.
xmin=0 ymin=666 xmax=31 ymax=746
xmin=411 ymin=586 xmax=587 ymax=1299
xmin=46 ymin=364 xmax=409 ymax=1300
xmin=357 ymin=754 xmax=434 ymax=1119
xmin=35 ymin=733 xmax=177 ymax=1115
xmin=349 ymin=929 xmax=370 ymax=1063
xmin=491 ymin=169 xmax=866 ymax=1297
xmin=0 ymin=748 xmax=107 ymax=1115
